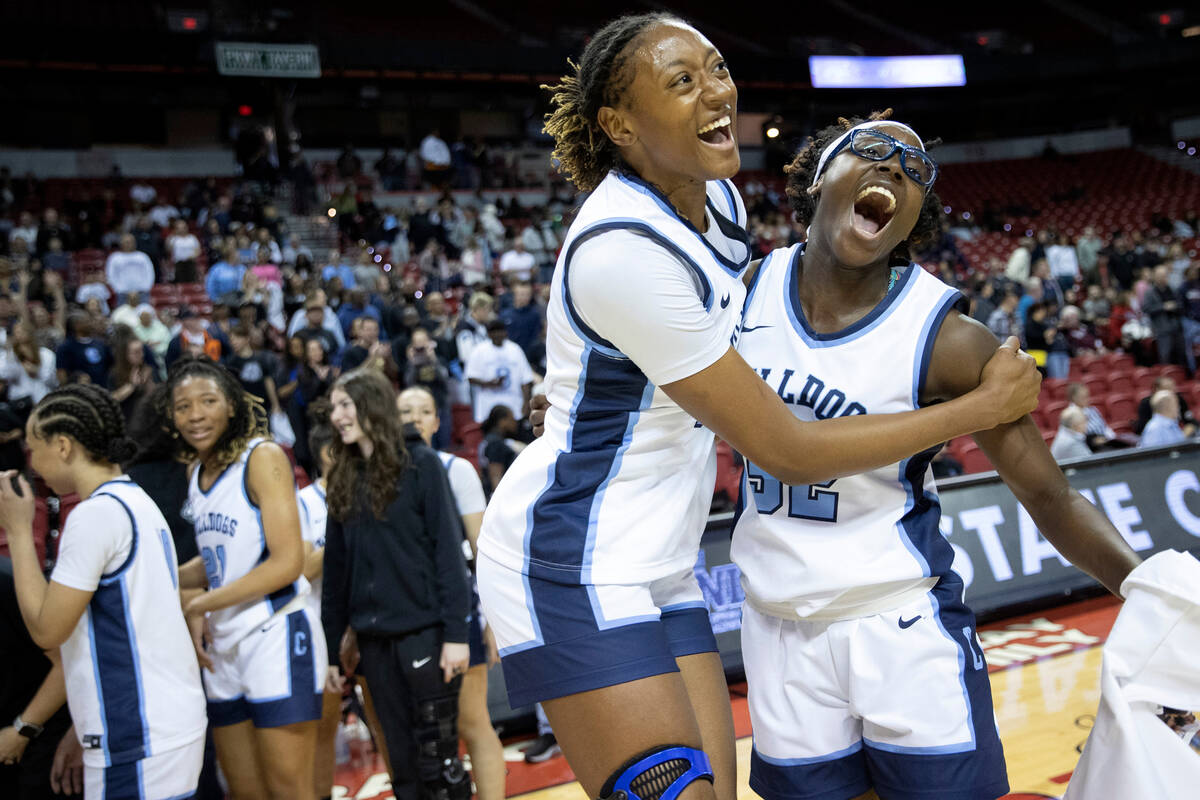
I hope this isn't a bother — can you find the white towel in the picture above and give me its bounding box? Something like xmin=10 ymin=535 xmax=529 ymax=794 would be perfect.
xmin=1065 ymin=549 xmax=1200 ymax=799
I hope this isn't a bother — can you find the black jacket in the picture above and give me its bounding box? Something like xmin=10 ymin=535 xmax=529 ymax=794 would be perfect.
xmin=321 ymin=441 xmax=469 ymax=664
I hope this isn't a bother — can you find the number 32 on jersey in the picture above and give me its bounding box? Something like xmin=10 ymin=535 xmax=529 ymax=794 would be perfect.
xmin=745 ymin=461 xmax=839 ymax=522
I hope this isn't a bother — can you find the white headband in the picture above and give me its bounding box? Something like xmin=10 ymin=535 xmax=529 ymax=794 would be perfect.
xmin=810 ymin=121 xmax=925 ymax=188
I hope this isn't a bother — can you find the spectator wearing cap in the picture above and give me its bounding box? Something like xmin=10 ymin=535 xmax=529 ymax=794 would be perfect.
xmin=165 ymin=307 xmax=224 ymax=367
xmin=205 ymin=245 xmax=246 ymax=304
xmin=295 ymin=297 xmax=340 ymax=358
xmin=466 ymin=318 xmax=534 ymax=424
xmin=1140 ymin=390 xmax=1187 ymax=448
xmin=1051 ymin=407 xmax=1093 ymax=461
xmin=286 ymin=288 xmax=345 ymax=349
xmin=104 ymin=233 xmax=155 ymax=303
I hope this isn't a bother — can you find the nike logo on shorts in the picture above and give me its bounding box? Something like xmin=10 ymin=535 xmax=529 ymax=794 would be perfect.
xmin=412 ymin=657 xmax=432 ymax=669
xmin=898 ymin=615 xmax=922 ymax=629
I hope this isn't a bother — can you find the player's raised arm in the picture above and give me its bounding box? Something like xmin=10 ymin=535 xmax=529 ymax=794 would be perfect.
xmin=923 ymin=310 xmax=1141 ymax=595
xmin=663 ymin=336 xmax=1039 ymax=487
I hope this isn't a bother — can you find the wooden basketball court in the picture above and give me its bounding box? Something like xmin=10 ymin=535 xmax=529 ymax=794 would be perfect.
xmin=332 ymin=595 xmax=1121 ymax=800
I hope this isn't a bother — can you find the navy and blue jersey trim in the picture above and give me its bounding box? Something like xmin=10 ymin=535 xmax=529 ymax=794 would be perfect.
xmin=240 ymin=438 xmax=276 ymax=511
xmin=784 ymin=246 xmax=922 ymax=347
xmin=561 ymin=220 xmax=716 ymax=355
xmin=718 ymin=179 xmax=740 ymax=225
xmin=525 ymin=347 xmax=652 ymax=579
xmin=741 ymin=248 xmax=775 ymax=318
xmin=97 ymin=493 xmax=139 ymax=583
xmin=613 ymin=173 xmax=751 ymax=276
xmin=911 ymin=288 xmax=968 ymax=409
xmin=88 ymin=577 xmax=151 ymax=765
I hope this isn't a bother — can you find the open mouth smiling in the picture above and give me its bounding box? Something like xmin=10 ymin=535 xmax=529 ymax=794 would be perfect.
xmin=851 ymin=185 xmax=897 ymax=238
xmin=697 ymin=115 xmax=733 ymax=146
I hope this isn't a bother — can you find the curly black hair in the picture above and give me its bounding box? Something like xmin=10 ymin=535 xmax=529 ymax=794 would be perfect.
xmin=32 ymin=383 xmax=139 ymax=465
xmin=157 ymin=356 xmax=268 ymax=470
xmin=783 ymin=109 xmax=945 ymax=264
xmin=542 ymin=12 xmax=685 ymax=192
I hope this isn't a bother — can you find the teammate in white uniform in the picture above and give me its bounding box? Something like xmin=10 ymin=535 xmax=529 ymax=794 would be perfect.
xmin=166 ymin=357 xmax=325 ymax=800
xmin=732 ymin=113 xmax=1143 ymax=800
xmin=0 ymin=384 xmax=206 ymax=799
xmin=399 ymin=386 xmax=506 ymax=800
xmin=297 ymin=423 xmax=341 ymax=800
xmin=476 ymin=15 xmax=1041 ymax=800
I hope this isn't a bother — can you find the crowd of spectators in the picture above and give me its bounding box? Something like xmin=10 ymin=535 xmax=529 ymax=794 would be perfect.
xmin=0 ymin=150 xmax=1195 ymax=497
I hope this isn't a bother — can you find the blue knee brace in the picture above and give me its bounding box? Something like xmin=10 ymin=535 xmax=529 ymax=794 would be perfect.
xmin=598 ymin=745 xmax=714 ymax=800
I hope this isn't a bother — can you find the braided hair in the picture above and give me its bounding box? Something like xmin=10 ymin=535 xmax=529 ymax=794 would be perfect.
xmin=783 ymin=109 xmax=945 ymax=264
xmin=31 ymin=383 xmax=139 ymax=465
xmin=542 ymin=12 xmax=685 ymax=192
xmin=157 ymin=356 xmax=268 ymax=470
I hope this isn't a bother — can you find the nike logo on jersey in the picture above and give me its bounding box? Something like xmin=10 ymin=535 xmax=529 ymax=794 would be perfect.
xmin=898 ymin=614 xmax=922 ymax=629
xmin=740 ymin=324 xmax=773 ymax=333
xmin=412 ymin=657 xmax=432 ymax=669
xmin=720 ymin=293 xmax=730 ymax=308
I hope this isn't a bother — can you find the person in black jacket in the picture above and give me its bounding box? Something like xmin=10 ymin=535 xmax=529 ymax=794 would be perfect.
xmin=322 ymin=368 xmax=471 ymax=800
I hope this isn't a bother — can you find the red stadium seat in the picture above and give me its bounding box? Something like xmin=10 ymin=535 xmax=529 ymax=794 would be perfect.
xmin=1040 ymin=399 xmax=1069 ymax=427
xmin=1082 ymin=375 xmax=1108 ymax=397
xmin=1106 ymin=374 xmax=1134 ymax=396
xmin=1041 ymin=378 xmax=1069 ymax=402
xmin=1104 ymin=393 xmax=1138 ymax=426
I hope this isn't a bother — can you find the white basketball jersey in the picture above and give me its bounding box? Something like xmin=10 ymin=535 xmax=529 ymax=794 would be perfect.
xmin=187 ymin=438 xmax=310 ymax=651
xmin=59 ymin=478 xmax=207 ymax=768
xmin=297 ymin=481 xmax=327 ymax=619
xmin=478 ymin=172 xmax=751 ymax=584
xmin=731 ymin=245 xmax=966 ymax=620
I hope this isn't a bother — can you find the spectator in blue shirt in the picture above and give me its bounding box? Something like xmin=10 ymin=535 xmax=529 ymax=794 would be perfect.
xmin=501 ymin=279 xmax=542 ymax=362
xmin=321 ymin=250 xmax=357 ymax=289
xmin=55 ymin=312 xmax=112 ymax=386
xmin=1140 ymin=390 xmax=1187 ymax=448
xmin=337 ymin=289 xmax=382 ymax=339
xmin=205 ymin=245 xmax=246 ymax=303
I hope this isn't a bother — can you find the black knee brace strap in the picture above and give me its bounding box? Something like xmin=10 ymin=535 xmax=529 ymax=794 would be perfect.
xmin=415 ymin=695 xmax=471 ymax=800
xmin=598 ymin=745 xmax=714 ymax=800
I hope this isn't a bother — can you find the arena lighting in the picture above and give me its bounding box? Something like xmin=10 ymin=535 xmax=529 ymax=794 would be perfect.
xmin=1181 ymin=141 xmax=1188 ymax=149
xmin=1004 ymin=223 xmax=1012 ymax=232
xmin=237 ymin=105 xmax=253 ymax=117
xmin=765 ymin=127 xmax=781 ymax=139
xmin=808 ymin=55 xmax=966 ymax=88
xmin=182 ymin=16 xmax=198 ymax=30
xmin=373 ymin=254 xmax=382 ymax=263
xmin=327 ymin=208 xmax=336 ymax=218
xmin=943 ymin=205 xmax=952 ymax=214
xmin=1190 ymin=147 xmax=1197 ymax=156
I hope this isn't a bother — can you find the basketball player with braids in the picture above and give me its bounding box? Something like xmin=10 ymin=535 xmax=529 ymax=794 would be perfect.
xmin=476 ymin=14 xmax=1041 ymax=800
xmin=164 ymin=356 xmax=325 ymax=800
xmin=0 ymin=384 xmax=207 ymax=799
xmin=731 ymin=112 xmax=1142 ymax=800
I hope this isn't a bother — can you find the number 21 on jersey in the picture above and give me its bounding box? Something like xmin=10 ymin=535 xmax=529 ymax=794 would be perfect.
xmin=201 ymin=544 xmax=227 ymax=588
xmin=745 ymin=461 xmax=839 ymax=522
